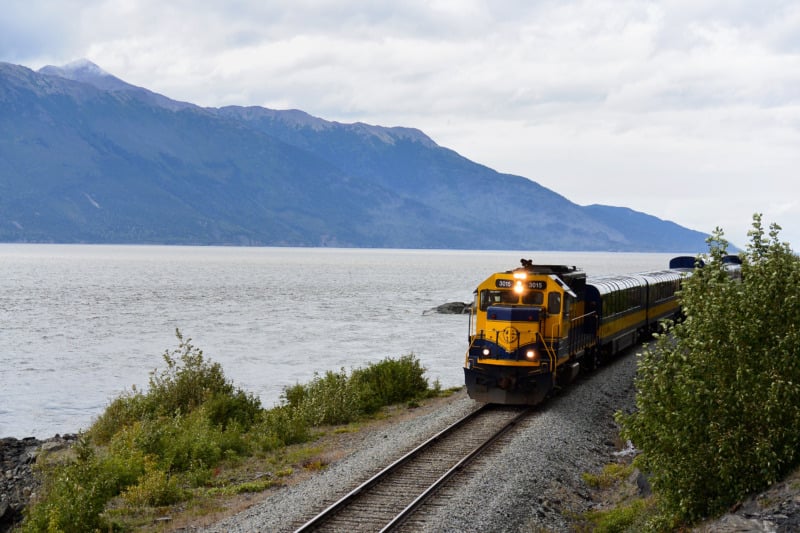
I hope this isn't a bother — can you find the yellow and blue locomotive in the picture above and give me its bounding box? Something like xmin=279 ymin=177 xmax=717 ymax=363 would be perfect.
xmin=464 ymin=259 xmax=683 ymax=404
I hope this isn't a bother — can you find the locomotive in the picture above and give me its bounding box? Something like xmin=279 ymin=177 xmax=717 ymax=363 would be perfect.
xmin=463 ymin=258 xmax=687 ymax=404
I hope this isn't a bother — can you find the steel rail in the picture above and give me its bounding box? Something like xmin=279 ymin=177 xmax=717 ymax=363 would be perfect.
xmin=379 ymin=406 xmax=531 ymax=532
xmin=294 ymin=404 xmax=531 ymax=532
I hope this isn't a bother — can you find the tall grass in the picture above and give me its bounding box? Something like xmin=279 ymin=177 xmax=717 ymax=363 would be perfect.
xmin=23 ymin=331 xmax=439 ymax=532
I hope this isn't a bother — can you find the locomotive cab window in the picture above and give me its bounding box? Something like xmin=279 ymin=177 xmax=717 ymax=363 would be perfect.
xmin=480 ymin=289 xmax=519 ymax=310
xmin=547 ymin=292 xmax=561 ymax=315
xmin=522 ymin=291 xmax=544 ymax=305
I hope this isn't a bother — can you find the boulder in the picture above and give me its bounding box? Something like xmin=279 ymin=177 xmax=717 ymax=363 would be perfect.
xmin=423 ymin=302 xmax=472 ymax=315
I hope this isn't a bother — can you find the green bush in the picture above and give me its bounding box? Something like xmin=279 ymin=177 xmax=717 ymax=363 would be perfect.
xmin=352 ymin=354 xmax=431 ymax=413
xmin=145 ymin=330 xmax=262 ymax=427
xmin=25 ymin=331 xmax=262 ymax=531
xmin=24 ymin=335 xmax=440 ymax=531
xmin=88 ymin=389 xmax=149 ymax=445
xmin=88 ymin=330 xmax=261 ymax=445
xmin=255 ymin=405 xmax=313 ymax=450
xmin=206 ymin=390 xmax=262 ymax=429
xmin=584 ymin=498 xmax=655 ymax=533
xmin=284 ymin=369 xmax=363 ymax=426
xmin=121 ymin=459 xmax=185 ymax=507
xmin=23 ymin=438 xmax=142 ymax=533
xmin=282 ymin=354 xmax=434 ymax=425
xmin=618 ymin=215 xmax=800 ymax=525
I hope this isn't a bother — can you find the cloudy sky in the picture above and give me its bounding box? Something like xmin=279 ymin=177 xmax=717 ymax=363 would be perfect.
xmin=3 ymin=0 xmax=799 ymax=249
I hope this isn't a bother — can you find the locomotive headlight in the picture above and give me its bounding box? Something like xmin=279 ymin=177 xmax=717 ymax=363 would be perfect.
xmin=513 ymin=271 xmax=527 ymax=280
xmin=482 ymin=348 xmax=491 ymax=357
xmin=526 ymin=349 xmax=537 ymax=361
xmin=514 ymin=280 xmax=524 ymax=294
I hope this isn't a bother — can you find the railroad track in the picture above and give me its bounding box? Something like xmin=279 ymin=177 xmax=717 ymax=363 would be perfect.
xmin=294 ymin=404 xmax=532 ymax=532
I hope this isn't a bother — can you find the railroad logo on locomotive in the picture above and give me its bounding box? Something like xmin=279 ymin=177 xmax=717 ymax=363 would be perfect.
xmin=502 ymin=327 xmax=518 ymax=344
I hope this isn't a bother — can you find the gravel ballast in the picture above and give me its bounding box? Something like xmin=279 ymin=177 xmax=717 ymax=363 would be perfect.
xmin=202 ymin=351 xmax=639 ymax=532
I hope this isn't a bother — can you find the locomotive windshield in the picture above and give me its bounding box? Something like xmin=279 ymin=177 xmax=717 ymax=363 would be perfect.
xmin=522 ymin=291 xmax=544 ymax=305
xmin=480 ymin=289 xmax=544 ymax=310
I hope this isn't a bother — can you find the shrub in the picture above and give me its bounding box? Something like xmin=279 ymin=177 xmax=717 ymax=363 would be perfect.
xmin=88 ymin=389 xmax=149 ymax=445
xmin=129 ymin=408 xmax=252 ymax=474
xmin=618 ymin=215 xmax=800 ymax=524
xmin=146 ymin=329 xmax=262 ymax=426
xmin=25 ymin=337 xmax=440 ymax=531
xmin=351 ymin=354 xmax=430 ymax=413
xmin=255 ymin=405 xmax=312 ymax=450
xmin=583 ymin=498 xmax=656 ymax=533
xmin=285 ymin=369 xmax=363 ymax=426
xmin=89 ymin=330 xmax=261 ymax=445
xmin=121 ymin=459 xmax=185 ymax=507
xmin=25 ymin=331 xmax=261 ymax=530
xmin=23 ymin=438 xmax=141 ymax=533
xmin=281 ymin=354 xmax=435 ymax=425
xmin=206 ymin=389 xmax=262 ymax=429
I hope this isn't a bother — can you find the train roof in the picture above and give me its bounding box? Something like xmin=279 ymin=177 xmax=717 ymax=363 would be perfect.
xmin=586 ymin=269 xmax=684 ymax=296
xmin=511 ymin=259 xmax=586 ymax=281
xmin=636 ymin=269 xmax=686 ymax=281
xmin=585 ymin=274 xmax=646 ymax=295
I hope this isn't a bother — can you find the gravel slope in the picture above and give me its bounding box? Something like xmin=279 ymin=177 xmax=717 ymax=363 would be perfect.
xmin=201 ymin=351 xmax=638 ymax=533
xmin=411 ymin=353 xmax=638 ymax=532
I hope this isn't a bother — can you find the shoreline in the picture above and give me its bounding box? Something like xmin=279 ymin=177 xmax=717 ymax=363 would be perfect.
xmin=0 ymin=434 xmax=78 ymax=532
xmin=6 ymin=387 xmax=799 ymax=532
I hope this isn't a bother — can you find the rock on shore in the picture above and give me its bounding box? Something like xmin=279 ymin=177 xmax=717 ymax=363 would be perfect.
xmin=422 ymin=301 xmax=472 ymax=315
xmin=0 ymin=435 xmax=77 ymax=532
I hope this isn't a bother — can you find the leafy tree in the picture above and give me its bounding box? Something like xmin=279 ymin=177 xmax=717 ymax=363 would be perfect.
xmin=618 ymin=214 xmax=800 ymax=525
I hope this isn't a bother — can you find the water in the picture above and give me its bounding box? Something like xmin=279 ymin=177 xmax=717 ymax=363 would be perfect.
xmin=0 ymin=245 xmax=679 ymax=438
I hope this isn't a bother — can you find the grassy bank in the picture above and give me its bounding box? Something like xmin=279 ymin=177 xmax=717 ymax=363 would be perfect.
xmin=23 ymin=330 xmax=448 ymax=532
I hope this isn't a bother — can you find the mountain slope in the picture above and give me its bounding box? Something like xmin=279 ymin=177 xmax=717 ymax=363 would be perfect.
xmin=0 ymin=62 xmax=468 ymax=247
xmin=0 ymin=60 xmax=710 ymax=251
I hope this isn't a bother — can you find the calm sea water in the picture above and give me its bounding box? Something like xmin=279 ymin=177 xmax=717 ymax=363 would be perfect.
xmin=0 ymin=245 xmax=679 ymax=438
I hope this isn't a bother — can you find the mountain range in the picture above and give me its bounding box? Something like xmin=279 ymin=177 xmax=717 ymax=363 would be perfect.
xmin=0 ymin=59 xmax=709 ymax=251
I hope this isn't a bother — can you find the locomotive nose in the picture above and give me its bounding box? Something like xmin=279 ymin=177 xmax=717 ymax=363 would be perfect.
xmin=498 ymin=376 xmax=514 ymax=390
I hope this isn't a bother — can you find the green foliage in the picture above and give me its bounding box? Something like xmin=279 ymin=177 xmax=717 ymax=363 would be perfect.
xmin=351 ymin=354 xmax=432 ymax=413
xmin=282 ymin=354 xmax=433 ymax=425
xmin=88 ymin=330 xmax=261 ymax=446
xmin=254 ymin=405 xmax=313 ymax=451
xmin=129 ymin=409 xmax=249 ymax=472
xmin=23 ymin=437 xmax=143 ymax=533
xmin=284 ymin=369 xmax=363 ymax=426
xmin=145 ymin=330 xmax=262 ymax=427
xmin=204 ymin=478 xmax=280 ymax=497
xmin=618 ymin=215 xmax=800 ymax=524
xmin=582 ymin=462 xmax=634 ymax=490
xmin=583 ymin=498 xmax=656 ymax=533
xmin=88 ymin=389 xmax=149 ymax=445
xmin=121 ymin=459 xmax=185 ymax=507
xmin=25 ymin=331 xmax=262 ymax=531
xmin=24 ymin=332 xmax=440 ymax=531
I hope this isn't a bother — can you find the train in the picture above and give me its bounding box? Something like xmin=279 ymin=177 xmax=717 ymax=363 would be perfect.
xmin=463 ymin=257 xmax=705 ymax=405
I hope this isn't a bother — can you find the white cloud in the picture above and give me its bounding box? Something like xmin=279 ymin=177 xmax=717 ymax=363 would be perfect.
xmin=5 ymin=0 xmax=800 ymax=248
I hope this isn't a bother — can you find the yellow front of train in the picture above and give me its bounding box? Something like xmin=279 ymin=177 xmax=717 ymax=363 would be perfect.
xmin=464 ymin=265 xmax=573 ymax=404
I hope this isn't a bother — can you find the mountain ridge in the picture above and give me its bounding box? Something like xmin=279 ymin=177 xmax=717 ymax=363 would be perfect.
xmin=0 ymin=59 xmax=710 ymax=251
